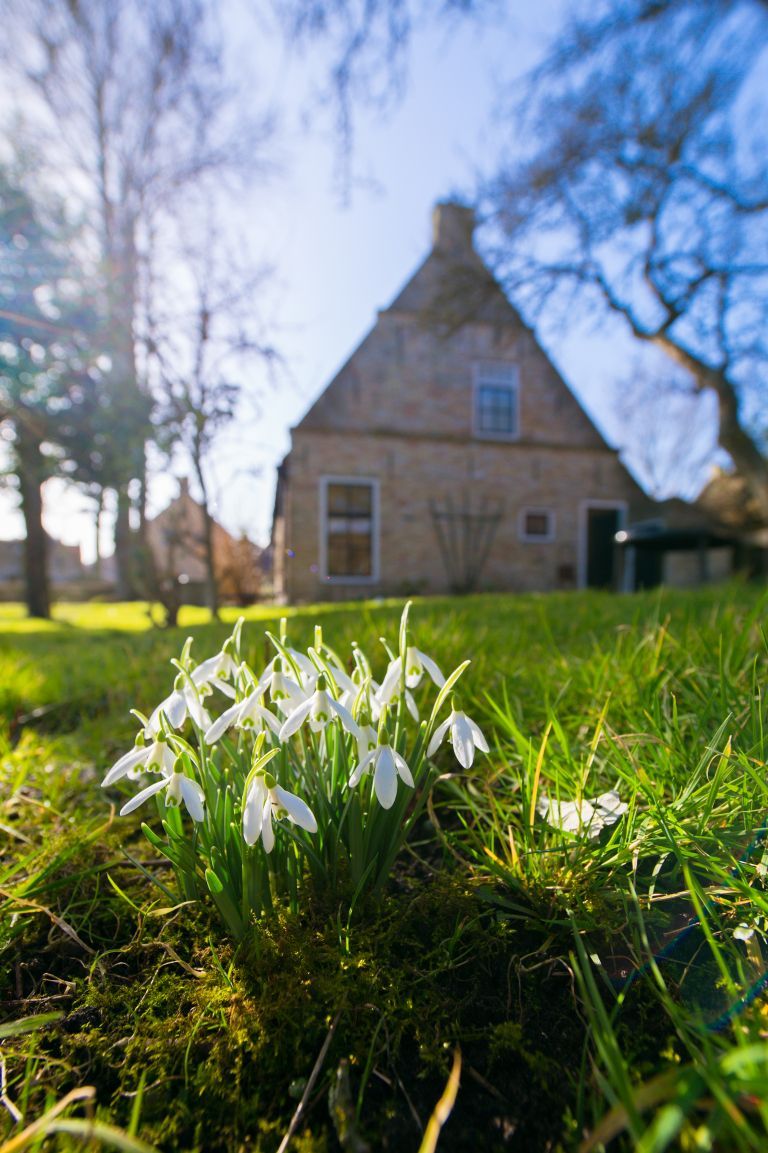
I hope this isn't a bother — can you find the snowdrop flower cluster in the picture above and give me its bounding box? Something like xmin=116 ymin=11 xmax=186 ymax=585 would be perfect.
xmin=102 ymin=606 xmax=487 ymax=936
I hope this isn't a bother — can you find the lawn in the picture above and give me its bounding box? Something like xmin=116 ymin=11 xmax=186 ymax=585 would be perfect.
xmin=1 ymin=584 xmax=767 ymax=1152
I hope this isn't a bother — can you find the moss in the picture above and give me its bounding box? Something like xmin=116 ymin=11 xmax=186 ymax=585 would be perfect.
xmin=1 ymin=866 xmax=589 ymax=1151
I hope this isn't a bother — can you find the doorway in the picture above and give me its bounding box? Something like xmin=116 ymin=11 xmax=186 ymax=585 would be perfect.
xmin=580 ymin=502 xmax=626 ymax=589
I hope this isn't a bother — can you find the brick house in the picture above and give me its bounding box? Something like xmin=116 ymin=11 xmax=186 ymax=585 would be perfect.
xmin=272 ymin=201 xmax=657 ymax=602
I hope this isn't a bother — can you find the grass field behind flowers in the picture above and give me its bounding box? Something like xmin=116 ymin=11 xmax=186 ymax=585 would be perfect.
xmin=1 ymin=584 xmax=768 ymax=1152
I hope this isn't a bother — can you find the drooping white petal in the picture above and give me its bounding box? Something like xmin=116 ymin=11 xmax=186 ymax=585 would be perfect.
xmin=326 ymin=663 xmax=356 ymax=696
xmin=392 ymin=751 xmax=414 ymax=787
xmin=243 ymin=779 xmax=268 ymax=846
xmin=261 ymin=796 xmax=275 ymax=853
xmin=451 ymin=712 xmax=477 ymax=769
xmin=349 ymin=748 xmax=376 ymax=788
xmin=329 ymin=696 xmax=361 ymax=737
xmin=120 ymin=776 xmax=169 ymax=816
xmin=272 ymin=785 xmax=318 ymax=833
xmin=426 ymin=717 xmax=451 ymax=759
xmin=179 ymin=776 xmax=206 ymax=822
xmin=164 ymin=690 xmax=188 ymax=729
xmin=191 ymin=654 xmax=221 ymax=686
xmin=404 ymin=690 xmax=420 ymax=721
xmin=209 ymin=676 xmax=237 ymax=700
xmin=102 ymin=745 xmax=147 ymax=787
xmin=412 ymin=648 xmax=445 ymax=688
xmin=377 ymin=658 xmax=403 ymax=704
xmin=466 ymin=716 xmax=489 ymax=754
xmin=373 ymin=746 xmax=398 ymax=810
xmin=278 ymin=696 xmax=314 ymax=740
xmin=204 ymin=701 xmax=241 ymax=745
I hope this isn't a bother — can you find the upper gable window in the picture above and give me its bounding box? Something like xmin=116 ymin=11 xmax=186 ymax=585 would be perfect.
xmin=474 ymin=363 xmax=519 ymax=439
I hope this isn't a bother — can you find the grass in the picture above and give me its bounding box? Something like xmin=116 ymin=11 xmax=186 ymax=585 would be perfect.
xmin=0 ymin=583 xmax=767 ymax=1151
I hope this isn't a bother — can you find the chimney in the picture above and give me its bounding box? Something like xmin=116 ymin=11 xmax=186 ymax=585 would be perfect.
xmin=432 ymin=201 xmax=476 ymax=256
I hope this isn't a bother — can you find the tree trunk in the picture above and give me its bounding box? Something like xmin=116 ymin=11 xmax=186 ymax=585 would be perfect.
xmin=193 ymin=455 xmax=219 ymax=619
xmin=114 ymin=485 xmax=135 ymax=599
xmin=16 ymin=424 xmax=50 ymax=619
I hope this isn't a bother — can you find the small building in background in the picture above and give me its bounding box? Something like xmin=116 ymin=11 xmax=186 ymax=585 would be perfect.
xmin=0 ymin=537 xmax=96 ymax=600
xmin=145 ymin=478 xmax=263 ymax=606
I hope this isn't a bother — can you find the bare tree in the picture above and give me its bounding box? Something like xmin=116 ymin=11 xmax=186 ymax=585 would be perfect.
xmin=1 ymin=0 xmax=272 ymax=594
xmin=483 ymin=0 xmax=768 ymax=522
xmin=613 ymin=352 xmax=722 ymax=500
xmin=148 ymin=229 xmax=278 ymax=618
xmin=274 ymin=0 xmax=497 ymax=178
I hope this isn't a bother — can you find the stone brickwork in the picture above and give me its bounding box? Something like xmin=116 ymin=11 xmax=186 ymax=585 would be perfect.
xmin=273 ymin=202 xmax=655 ymax=602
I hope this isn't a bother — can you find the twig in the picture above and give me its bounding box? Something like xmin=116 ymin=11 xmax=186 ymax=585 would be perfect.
xmin=277 ymin=1012 xmax=341 ymax=1153
xmin=0 ymin=889 xmax=95 ymax=956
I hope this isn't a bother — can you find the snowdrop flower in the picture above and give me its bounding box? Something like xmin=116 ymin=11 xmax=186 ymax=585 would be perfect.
xmin=279 ymin=676 xmax=360 ymax=740
xmin=242 ymin=772 xmax=317 ymax=851
xmin=260 ymin=664 xmax=307 ymax=716
xmin=348 ymin=739 xmax=414 ymax=810
xmin=204 ymin=690 xmax=282 ymax=745
xmin=734 ymin=923 xmax=756 ymax=943
xmin=146 ymin=679 xmax=211 ymax=735
xmin=427 ymin=703 xmax=489 ymax=769
xmin=120 ymin=769 xmax=205 ymax=822
xmin=191 ymin=647 xmax=239 ymax=688
xmin=102 ymin=735 xmax=177 ymax=787
xmin=536 ymin=789 xmax=628 ymax=838
xmin=356 ymin=719 xmax=379 ymax=764
xmin=376 ymin=647 xmax=444 ymax=707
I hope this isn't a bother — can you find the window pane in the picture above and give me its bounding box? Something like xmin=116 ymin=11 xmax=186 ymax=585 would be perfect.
xmin=328 ymin=483 xmax=372 ymax=516
xmin=478 ymin=384 xmax=516 ymax=434
xmin=325 ymin=481 xmax=374 ymax=577
xmin=525 ymin=513 xmax=550 ymax=537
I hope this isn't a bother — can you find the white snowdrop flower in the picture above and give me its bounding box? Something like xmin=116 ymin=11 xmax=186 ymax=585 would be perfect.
xmin=191 ymin=648 xmax=239 ymax=688
xmin=370 ymin=676 xmax=420 ymax=723
xmin=536 ymin=789 xmax=628 ymax=838
xmin=102 ymin=735 xmax=177 ymax=787
xmin=120 ymin=770 xmax=205 ymax=823
xmin=378 ymin=646 xmax=445 ymax=704
xmin=146 ymin=680 xmax=211 ymax=735
xmin=348 ymin=740 xmax=414 ymax=810
xmin=204 ymin=690 xmax=282 ymax=745
xmin=356 ymin=721 xmax=378 ymax=764
xmin=260 ymin=664 xmax=306 ymax=716
xmin=427 ymin=704 xmax=489 ymax=769
xmin=242 ymin=772 xmax=317 ymax=852
xmin=279 ymin=676 xmax=360 ymax=741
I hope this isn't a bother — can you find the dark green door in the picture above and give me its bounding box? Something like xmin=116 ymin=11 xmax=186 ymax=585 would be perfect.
xmin=586 ymin=507 xmax=621 ymax=588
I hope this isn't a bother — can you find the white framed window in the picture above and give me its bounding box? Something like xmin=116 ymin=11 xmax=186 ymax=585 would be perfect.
xmin=519 ymin=508 xmax=555 ymax=542
xmin=474 ymin=363 xmax=520 ymax=439
xmin=319 ymin=476 xmax=379 ymax=582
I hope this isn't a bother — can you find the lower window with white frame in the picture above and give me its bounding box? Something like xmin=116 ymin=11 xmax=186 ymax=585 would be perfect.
xmin=519 ymin=508 xmax=555 ymax=542
xmin=321 ymin=478 xmax=378 ymax=580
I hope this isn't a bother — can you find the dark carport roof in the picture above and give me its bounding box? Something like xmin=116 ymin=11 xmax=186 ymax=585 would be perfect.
xmin=615 ymin=525 xmax=738 ymax=552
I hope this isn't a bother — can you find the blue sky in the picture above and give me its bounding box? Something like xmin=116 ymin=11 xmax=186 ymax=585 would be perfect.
xmin=1 ymin=1 xmax=714 ymax=559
